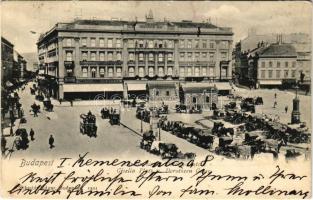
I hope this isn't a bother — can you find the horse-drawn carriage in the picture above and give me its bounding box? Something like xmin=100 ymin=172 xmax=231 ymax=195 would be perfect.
xmin=136 ymin=108 xmax=151 ymax=123
xmin=225 ymin=102 xmax=237 ymax=111
xmin=240 ymin=98 xmax=256 ymax=113
xmin=189 ymin=105 xmax=202 ymax=114
xmin=43 ymin=98 xmax=53 ymax=112
xmin=175 ymin=104 xmax=187 ymax=113
xmin=150 ymin=141 xmax=179 ymax=159
xmin=215 ymin=137 xmax=240 ymax=158
xmin=140 ymin=131 xmax=156 ymax=151
xmin=212 ymin=109 xmax=226 ymax=120
xmin=14 ymin=128 xmax=29 ymax=150
xmin=109 ymin=112 xmax=120 ymax=125
xmin=30 ymin=87 xmax=36 ymax=95
xmin=212 ymin=122 xmax=234 ymax=137
xmin=255 ymin=97 xmax=264 ymax=105
xmin=100 ymin=108 xmax=110 ymax=119
xmin=80 ymin=112 xmax=97 ymax=137
xmin=31 ymin=103 xmax=40 ymax=116
xmin=189 ymin=128 xmax=214 ymax=149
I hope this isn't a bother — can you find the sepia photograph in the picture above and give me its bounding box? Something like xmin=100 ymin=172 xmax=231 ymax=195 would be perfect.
xmin=0 ymin=1 xmax=311 ymax=199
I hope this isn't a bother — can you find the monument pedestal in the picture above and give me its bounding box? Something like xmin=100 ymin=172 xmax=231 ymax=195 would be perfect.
xmin=291 ymin=97 xmax=301 ymax=124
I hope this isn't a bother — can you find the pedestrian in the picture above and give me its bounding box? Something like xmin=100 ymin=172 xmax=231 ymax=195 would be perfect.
xmin=59 ymin=98 xmax=62 ymax=105
xmin=274 ymin=93 xmax=277 ymax=99
xmin=285 ymin=106 xmax=288 ymax=113
xmin=273 ymin=101 xmax=277 ymax=108
xmin=30 ymin=128 xmax=35 ymax=141
xmin=70 ymin=99 xmax=73 ymax=107
xmin=1 ymin=137 xmax=7 ymax=155
xmin=49 ymin=135 xmax=54 ymax=149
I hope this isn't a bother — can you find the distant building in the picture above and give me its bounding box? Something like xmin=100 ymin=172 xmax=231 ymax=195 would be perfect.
xmin=257 ymin=42 xmax=297 ymax=88
xmin=180 ymin=82 xmax=218 ymax=110
xmin=13 ymin=51 xmax=27 ymax=82
xmin=37 ymin=12 xmax=233 ymax=100
xmin=1 ymin=37 xmax=14 ymax=86
xmin=234 ymin=33 xmax=311 ymax=89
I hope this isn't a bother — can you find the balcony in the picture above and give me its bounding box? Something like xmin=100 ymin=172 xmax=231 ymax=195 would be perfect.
xmin=80 ymin=60 xmax=123 ymax=65
xmin=76 ymin=78 xmax=122 ymax=84
xmin=127 ymin=60 xmax=135 ymax=65
xmin=64 ymin=76 xmax=76 ymax=83
xmin=64 ymin=61 xmax=74 ymax=68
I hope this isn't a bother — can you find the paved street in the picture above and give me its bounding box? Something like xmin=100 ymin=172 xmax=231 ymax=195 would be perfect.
xmin=5 ymin=82 xmax=151 ymax=160
xmin=3 ymin=81 xmax=311 ymax=162
xmin=233 ymin=86 xmax=311 ymax=130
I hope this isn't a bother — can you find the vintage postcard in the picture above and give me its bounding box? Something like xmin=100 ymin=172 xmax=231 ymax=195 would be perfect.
xmin=0 ymin=1 xmax=311 ymax=199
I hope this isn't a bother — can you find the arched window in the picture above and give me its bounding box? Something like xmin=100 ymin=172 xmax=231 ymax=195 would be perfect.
xmin=158 ymin=53 xmax=163 ymax=62
xmin=82 ymin=67 xmax=88 ymax=77
xmin=158 ymin=67 xmax=164 ymax=77
xmin=139 ymin=67 xmax=144 ymax=77
xmin=192 ymin=96 xmax=197 ymax=103
xmin=99 ymin=68 xmax=105 ymax=77
xmin=149 ymin=67 xmax=154 ymax=77
xmin=128 ymin=67 xmax=135 ymax=77
xmin=108 ymin=68 xmax=113 ymax=77
xmin=187 ymin=67 xmax=192 ymax=76
xmin=91 ymin=67 xmax=96 ymax=78
xmin=149 ymin=53 xmax=154 ymax=61
xmin=148 ymin=40 xmax=154 ymax=48
xmin=195 ymin=67 xmax=200 ymax=76
xmin=168 ymin=67 xmax=173 ymax=76
xmin=116 ymin=68 xmax=122 ymax=77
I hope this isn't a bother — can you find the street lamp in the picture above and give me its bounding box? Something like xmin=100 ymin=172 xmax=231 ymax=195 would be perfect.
xmin=158 ymin=120 xmax=161 ymax=141
xmin=140 ymin=110 xmax=143 ymax=133
xmin=291 ymin=85 xmax=301 ymax=124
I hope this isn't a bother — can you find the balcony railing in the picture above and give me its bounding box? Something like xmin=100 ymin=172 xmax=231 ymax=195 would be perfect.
xmin=64 ymin=76 xmax=76 ymax=83
xmin=64 ymin=61 xmax=74 ymax=68
xmin=80 ymin=60 xmax=123 ymax=65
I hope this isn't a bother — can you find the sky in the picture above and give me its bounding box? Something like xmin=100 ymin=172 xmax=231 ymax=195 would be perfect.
xmin=1 ymin=1 xmax=312 ymax=54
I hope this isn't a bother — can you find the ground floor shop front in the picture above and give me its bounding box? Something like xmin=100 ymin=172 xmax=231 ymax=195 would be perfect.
xmin=54 ymin=79 xmax=232 ymax=102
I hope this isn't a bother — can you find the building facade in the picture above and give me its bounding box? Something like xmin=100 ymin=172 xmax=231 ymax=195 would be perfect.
xmin=37 ymin=13 xmax=233 ymax=100
xmin=257 ymin=43 xmax=297 ymax=88
xmin=1 ymin=37 xmax=14 ymax=86
xmin=234 ymin=33 xmax=311 ymax=88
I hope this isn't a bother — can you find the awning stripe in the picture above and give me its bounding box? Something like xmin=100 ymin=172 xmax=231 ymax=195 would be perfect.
xmin=63 ymin=84 xmax=123 ymax=92
xmin=127 ymin=83 xmax=146 ymax=91
xmin=259 ymin=80 xmax=282 ymax=85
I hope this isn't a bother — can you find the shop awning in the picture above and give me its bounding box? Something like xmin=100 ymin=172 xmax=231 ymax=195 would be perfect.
xmin=63 ymin=84 xmax=123 ymax=92
xmin=182 ymin=82 xmax=216 ymax=93
xmin=259 ymin=80 xmax=282 ymax=85
xmin=127 ymin=83 xmax=147 ymax=91
xmin=147 ymin=82 xmax=176 ymax=89
xmin=215 ymin=82 xmax=232 ymax=91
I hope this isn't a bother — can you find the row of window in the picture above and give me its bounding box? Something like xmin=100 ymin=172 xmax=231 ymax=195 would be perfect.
xmin=63 ymin=37 xmax=229 ymax=49
xmin=70 ymin=65 xmax=222 ymax=78
xmin=129 ymin=52 xmax=173 ymax=62
xmin=78 ymin=67 xmax=123 ymax=78
xmin=260 ymin=69 xmax=298 ymax=79
xmin=65 ymin=51 xmax=227 ymax=62
xmin=81 ymin=51 xmax=122 ymax=61
xmin=179 ymin=52 xmax=227 ymax=61
xmin=260 ymin=60 xmax=296 ymax=68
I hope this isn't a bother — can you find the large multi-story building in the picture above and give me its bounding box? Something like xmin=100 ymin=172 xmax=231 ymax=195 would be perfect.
xmin=37 ymin=12 xmax=233 ymax=100
xmin=257 ymin=42 xmax=298 ymax=88
xmin=234 ymin=32 xmax=311 ymax=89
xmin=1 ymin=37 xmax=14 ymax=86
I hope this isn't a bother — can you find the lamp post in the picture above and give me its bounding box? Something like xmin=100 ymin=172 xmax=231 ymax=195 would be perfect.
xmin=140 ymin=110 xmax=143 ymax=133
xmin=158 ymin=120 xmax=161 ymax=141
